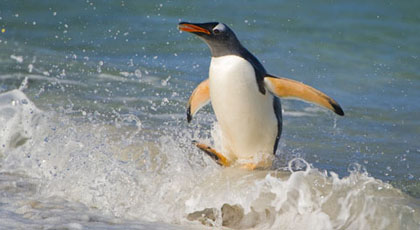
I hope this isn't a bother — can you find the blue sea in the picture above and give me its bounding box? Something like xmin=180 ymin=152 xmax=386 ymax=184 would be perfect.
xmin=0 ymin=0 xmax=419 ymax=229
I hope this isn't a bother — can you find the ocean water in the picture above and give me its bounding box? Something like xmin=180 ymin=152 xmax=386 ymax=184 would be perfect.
xmin=1 ymin=0 xmax=419 ymax=229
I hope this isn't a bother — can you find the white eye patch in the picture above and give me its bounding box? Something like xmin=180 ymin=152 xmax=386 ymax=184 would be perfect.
xmin=213 ymin=23 xmax=226 ymax=32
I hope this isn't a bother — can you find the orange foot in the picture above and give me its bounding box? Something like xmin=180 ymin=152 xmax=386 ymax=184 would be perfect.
xmin=240 ymin=163 xmax=258 ymax=170
xmin=193 ymin=141 xmax=231 ymax=167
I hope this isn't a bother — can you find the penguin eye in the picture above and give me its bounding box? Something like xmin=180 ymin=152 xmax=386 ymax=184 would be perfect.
xmin=213 ymin=23 xmax=226 ymax=35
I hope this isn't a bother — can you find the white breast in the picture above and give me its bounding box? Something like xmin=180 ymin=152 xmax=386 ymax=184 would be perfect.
xmin=209 ymin=55 xmax=278 ymax=164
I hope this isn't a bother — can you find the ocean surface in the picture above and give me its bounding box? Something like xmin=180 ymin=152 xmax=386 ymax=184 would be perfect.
xmin=1 ymin=0 xmax=419 ymax=229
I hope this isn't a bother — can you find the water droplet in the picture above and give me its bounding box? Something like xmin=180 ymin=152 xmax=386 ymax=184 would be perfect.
xmin=135 ymin=69 xmax=142 ymax=78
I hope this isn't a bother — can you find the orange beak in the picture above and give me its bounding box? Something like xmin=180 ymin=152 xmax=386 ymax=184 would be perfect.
xmin=178 ymin=23 xmax=211 ymax=35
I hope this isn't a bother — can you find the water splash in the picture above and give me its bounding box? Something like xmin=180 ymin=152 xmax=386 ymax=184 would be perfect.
xmin=0 ymin=90 xmax=419 ymax=229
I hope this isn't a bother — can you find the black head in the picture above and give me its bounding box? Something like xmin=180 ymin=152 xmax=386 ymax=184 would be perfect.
xmin=178 ymin=22 xmax=244 ymax=57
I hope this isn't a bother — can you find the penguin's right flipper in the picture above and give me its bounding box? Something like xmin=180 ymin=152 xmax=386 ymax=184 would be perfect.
xmin=193 ymin=141 xmax=231 ymax=167
xmin=264 ymin=75 xmax=344 ymax=116
xmin=187 ymin=79 xmax=210 ymax=122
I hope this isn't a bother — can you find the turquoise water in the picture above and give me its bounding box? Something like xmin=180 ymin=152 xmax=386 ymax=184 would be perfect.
xmin=1 ymin=1 xmax=419 ymax=229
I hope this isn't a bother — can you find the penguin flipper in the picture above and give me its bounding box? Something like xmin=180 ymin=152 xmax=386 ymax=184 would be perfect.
xmin=187 ymin=79 xmax=211 ymax=122
xmin=193 ymin=141 xmax=231 ymax=167
xmin=264 ymin=75 xmax=344 ymax=116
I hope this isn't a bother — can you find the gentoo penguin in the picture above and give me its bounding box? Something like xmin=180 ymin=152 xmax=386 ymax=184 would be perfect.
xmin=178 ymin=22 xmax=344 ymax=169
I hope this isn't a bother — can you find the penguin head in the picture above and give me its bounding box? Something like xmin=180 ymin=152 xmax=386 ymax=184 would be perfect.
xmin=178 ymin=22 xmax=243 ymax=57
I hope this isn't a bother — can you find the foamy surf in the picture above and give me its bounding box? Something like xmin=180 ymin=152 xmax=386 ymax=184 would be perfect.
xmin=0 ymin=89 xmax=419 ymax=229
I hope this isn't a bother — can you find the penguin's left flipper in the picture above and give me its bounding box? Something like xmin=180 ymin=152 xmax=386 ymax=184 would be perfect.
xmin=192 ymin=141 xmax=231 ymax=167
xmin=264 ymin=75 xmax=344 ymax=116
xmin=187 ymin=79 xmax=210 ymax=122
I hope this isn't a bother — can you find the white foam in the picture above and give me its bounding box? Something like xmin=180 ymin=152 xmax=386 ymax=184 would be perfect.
xmin=0 ymin=89 xmax=45 ymax=152
xmin=10 ymin=54 xmax=23 ymax=63
xmin=0 ymin=90 xmax=419 ymax=229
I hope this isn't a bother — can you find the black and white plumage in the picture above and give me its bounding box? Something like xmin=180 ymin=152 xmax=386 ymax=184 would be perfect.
xmin=179 ymin=22 xmax=343 ymax=169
